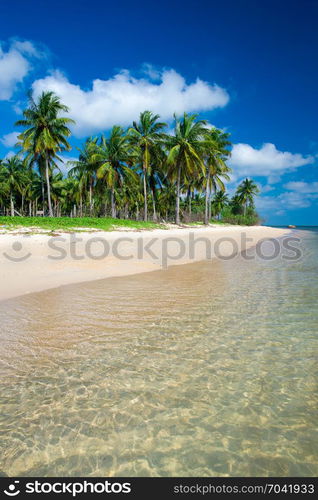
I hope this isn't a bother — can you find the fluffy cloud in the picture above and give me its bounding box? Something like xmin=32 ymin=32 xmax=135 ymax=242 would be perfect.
xmin=55 ymin=155 xmax=78 ymax=175
xmin=31 ymin=69 xmax=229 ymax=136
xmin=258 ymin=180 xmax=318 ymax=214
xmin=256 ymin=188 xmax=318 ymax=213
xmin=230 ymin=143 xmax=314 ymax=180
xmin=283 ymin=181 xmax=318 ymax=193
xmin=0 ymin=40 xmax=43 ymax=100
xmin=259 ymin=183 xmax=275 ymax=193
xmin=0 ymin=131 xmax=19 ymax=147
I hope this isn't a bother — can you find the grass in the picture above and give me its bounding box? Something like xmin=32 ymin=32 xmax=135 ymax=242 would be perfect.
xmin=0 ymin=215 xmax=259 ymax=233
xmin=0 ymin=216 xmax=163 ymax=232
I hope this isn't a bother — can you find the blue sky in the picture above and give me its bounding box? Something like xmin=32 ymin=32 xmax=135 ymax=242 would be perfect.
xmin=0 ymin=0 xmax=317 ymax=225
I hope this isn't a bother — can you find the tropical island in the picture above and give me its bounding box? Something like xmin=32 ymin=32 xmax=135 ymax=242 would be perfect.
xmin=0 ymin=91 xmax=261 ymax=230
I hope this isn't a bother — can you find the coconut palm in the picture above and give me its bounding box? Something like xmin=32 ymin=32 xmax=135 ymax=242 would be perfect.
xmin=128 ymin=111 xmax=167 ymax=221
xmin=211 ymin=191 xmax=229 ymax=219
xmin=166 ymin=113 xmax=207 ymax=224
xmin=236 ymin=178 xmax=260 ymax=215
xmin=0 ymin=161 xmax=10 ymax=211
xmin=147 ymin=146 xmax=167 ymax=221
xmin=16 ymin=91 xmax=74 ymax=217
xmin=1 ymin=155 xmax=27 ymax=216
xmin=68 ymin=137 xmax=98 ymax=216
xmin=92 ymin=127 xmax=137 ymax=218
xmin=24 ymin=168 xmax=41 ymax=216
xmin=203 ymin=128 xmax=231 ymax=224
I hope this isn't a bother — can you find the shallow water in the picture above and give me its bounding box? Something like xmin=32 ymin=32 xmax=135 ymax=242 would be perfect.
xmin=0 ymin=229 xmax=317 ymax=477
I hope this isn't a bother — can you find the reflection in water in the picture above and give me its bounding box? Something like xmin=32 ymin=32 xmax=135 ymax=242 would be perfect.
xmin=0 ymin=230 xmax=317 ymax=477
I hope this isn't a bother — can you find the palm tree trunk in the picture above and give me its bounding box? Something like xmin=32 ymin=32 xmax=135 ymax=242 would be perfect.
xmin=152 ymin=189 xmax=157 ymax=222
xmin=143 ymin=165 xmax=148 ymax=221
xmin=10 ymin=192 xmax=14 ymax=217
xmin=29 ymin=201 xmax=32 ymax=217
xmin=204 ymin=169 xmax=210 ymax=225
xmin=187 ymin=188 xmax=192 ymax=219
xmin=111 ymin=187 xmax=116 ymax=218
xmin=208 ymin=182 xmax=213 ymax=221
xmin=45 ymin=157 xmax=53 ymax=217
xmin=125 ymin=203 xmax=129 ymax=219
xmin=21 ymin=194 xmax=24 ymax=215
xmin=41 ymin=180 xmax=45 ymax=213
xmin=80 ymin=194 xmax=83 ymax=217
xmin=175 ymin=162 xmax=181 ymax=225
xmin=89 ymin=178 xmax=93 ymax=216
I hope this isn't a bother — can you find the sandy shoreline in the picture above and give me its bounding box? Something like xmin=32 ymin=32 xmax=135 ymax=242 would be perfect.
xmin=0 ymin=225 xmax=290 ymax=301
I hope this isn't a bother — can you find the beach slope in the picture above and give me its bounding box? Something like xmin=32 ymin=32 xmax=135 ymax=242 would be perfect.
xmin=0 ymin=225 xmax=290 ymax=301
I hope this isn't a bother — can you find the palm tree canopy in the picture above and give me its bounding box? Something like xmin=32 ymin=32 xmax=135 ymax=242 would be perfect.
xmin=166 ymin=112 xmax=208 ymax=180
xmin=68 ymin=137 xmax=98 ymax=176
xmin=236 ymin=178 xmax=260 ymax=205
xmin=1 ymin=155 xmax=28 ymax=193
xmin=128 ymin=111 xmax=167 ymax=171
xmin=16 ymin=91 xmax=75 ymax=157
xmin=203 ymin=127 xmax=232 ymax=191
xmin=92 ymin=126 xmax=137 ymax=188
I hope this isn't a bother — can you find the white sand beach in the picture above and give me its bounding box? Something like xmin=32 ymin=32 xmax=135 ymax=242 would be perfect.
xmin=0 ymin=225 xmax=290 ymax=301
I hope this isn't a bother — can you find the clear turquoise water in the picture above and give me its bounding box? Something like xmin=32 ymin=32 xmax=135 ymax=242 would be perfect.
xmin=0 ymin=229 xmax=317 ymax=476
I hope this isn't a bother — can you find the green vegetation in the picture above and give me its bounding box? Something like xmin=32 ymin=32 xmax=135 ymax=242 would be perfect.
xmin=0 ymin=91 xmax=261 ymax=226
xmin=0 ymin=216 xmax=161 ymax=232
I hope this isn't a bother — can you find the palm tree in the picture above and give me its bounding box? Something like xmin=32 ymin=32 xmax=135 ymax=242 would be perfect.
xmin=236 ymin=178 xmax=260 ymax=215
xmin=92 ymin=126 xmax=136 ymax=218
xmin=1 ymin=155 xmax=27 ymax=216
xmin=16 ymin=91 xmax=74 ymax=217
xmin=24 ymin=168 xmax=41 ymax=216
xmin=60 ymin=176 xmax=81 ymax=217
xmin=128 ymin=111 xmax=166 ymax=221
xmin=230 ymin=194 xmax=243 ymax=215
xmin=166 ymin=113 xmax=207 ymax=224
xmin=147 ymin=146 xmax=167 ymax=221
xmin=0 ymin=161 xmax=10 ymax=212
xmin=203 ymin=128 xmax=231 ymax=224
xmin=211 ymin=191 xmax=229 ymax=219
xmin=68 ymin=137 xmax=98 ymax=216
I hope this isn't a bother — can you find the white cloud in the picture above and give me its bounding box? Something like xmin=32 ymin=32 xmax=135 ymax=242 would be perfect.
xmin=278 ymin=191 xmax=315 ymax=209
xmin=11 ymin=40 xmax=43 ymax=58
xmin=0 ymin=46 xmax=30 ymax=100
xmin=0 ymin=131 xmax=19 ymax=148
xmin=141 ymin=63 xmax=161 ymax=81
xmin=0 ymin=40 xmax=44 ymax=100
xmin=283 ymin=181 xmax=318 ymax=193
xmin=31 ymin=68 xmax=229 ymax=136
xmin=256 ymin=190 xmax=318 ymax=213
xmin=4 ymin=150 xmax=15 ymax=160
xmin=230 ymin=143 xmax=314 ymax=180
xmin=259 ymin=183 xmax=275 ymax=193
